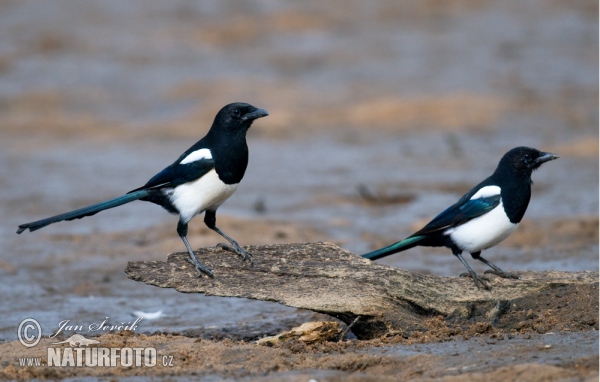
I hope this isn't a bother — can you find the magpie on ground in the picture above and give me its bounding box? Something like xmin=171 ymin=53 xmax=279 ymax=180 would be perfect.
xmin=362 ymin=147 xmax=559 ymax=289
xmin=17 ymin=102 xmax=268 ymax=277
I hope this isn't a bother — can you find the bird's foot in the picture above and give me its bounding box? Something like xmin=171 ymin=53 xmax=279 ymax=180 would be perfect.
xmin=185 ymin=256 xmax=213 ymax=278
xmin=460 ymin=272 xmax=491 ymax=290
xmin=216 ymin=242 xmax=253 ymax=263
xmin=484 ymin=269 xmax=520 ymax=279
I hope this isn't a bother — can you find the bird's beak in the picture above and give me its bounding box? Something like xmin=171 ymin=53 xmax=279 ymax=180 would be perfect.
xmin=535 ymin=152 xmax=560 ymax=164
xmin=242 ymin=108 xmax=269 ymax=121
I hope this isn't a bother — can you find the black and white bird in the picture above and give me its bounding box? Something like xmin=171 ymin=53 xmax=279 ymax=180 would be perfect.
xmin=362 ymin=147 xmax=559 ymax=289
xmin=17 ymin=102 xmax=268 ymax=277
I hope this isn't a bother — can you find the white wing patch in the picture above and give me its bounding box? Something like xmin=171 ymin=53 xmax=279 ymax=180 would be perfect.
xmin=180 ymin=148 xmax=212 ymax=165
xmin=470 ymin=185 xmax=501 ymax=200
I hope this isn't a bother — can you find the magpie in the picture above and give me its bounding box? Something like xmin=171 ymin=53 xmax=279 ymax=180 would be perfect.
xmin=17 ymin=102 xmax=269 ymax=278
xmin=362 ymin=147 xmax=559 ymax=289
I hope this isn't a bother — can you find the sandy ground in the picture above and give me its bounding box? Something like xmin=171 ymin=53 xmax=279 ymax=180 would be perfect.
xmin=0 ymin=0 xmax=598 ymax=380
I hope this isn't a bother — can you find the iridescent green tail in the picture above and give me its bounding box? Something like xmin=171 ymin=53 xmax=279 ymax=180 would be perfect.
xmin=17 ymin=190 xmax=149 ymax=234
xmin=362 ymin=235 xmax=425 ymax=260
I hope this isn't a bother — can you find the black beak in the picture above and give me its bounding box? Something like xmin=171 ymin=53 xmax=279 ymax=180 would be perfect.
xmin=242 ymin=108 xmax=269 ymax=121
xmin=535 ymin=152 xmax=560 ymax=165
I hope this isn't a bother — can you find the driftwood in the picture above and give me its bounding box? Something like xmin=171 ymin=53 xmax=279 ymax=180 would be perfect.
xmin=125 ymin=242 xmax=598 ymax=339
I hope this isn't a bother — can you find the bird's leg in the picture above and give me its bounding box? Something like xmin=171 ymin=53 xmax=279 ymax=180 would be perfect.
xmin=177 ymin=221 xmax=213 ymax=277
xmin=454 ymin=250 xmax=490 ymax=290
xmin=471 ymin=252 xmax=520 ymax=279
xmin=204 ymin=210 xmax=253 ymax=262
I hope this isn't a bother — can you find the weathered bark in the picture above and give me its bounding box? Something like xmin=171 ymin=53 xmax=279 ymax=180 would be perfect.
xmin=125 ymin=242 xmax=598 ymax=339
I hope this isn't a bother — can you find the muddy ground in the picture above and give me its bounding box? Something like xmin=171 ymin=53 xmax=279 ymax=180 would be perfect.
xmin=0 ymin=262 xmax=598 ymax=381
xmin=0 ymin=0 xmax=598 ymax=381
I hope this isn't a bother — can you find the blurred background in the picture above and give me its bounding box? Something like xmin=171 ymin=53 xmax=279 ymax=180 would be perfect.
xmin=0 ymin=0 xmax=597 ymax=340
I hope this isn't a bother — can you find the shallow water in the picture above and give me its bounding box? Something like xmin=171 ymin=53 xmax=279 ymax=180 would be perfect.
xmin=0 ymin=0 xmax=597 ymax=344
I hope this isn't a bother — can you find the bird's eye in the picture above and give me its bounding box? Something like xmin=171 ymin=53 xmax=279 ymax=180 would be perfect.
xmin=233 ymin=108 xmax=240 ymax=117
xmin=522 ymin=154 xmax=531 ymax=164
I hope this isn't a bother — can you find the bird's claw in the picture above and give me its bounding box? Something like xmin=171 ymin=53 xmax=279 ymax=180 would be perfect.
xmin=216 ymin=242 xmax=254 ymax=263
xmin=185 ymin=257 xmax=213 ymax=277
xmin=460 ymin=272 xmax=491 ymax=290
xmin=484 ymin=269 xmax=520 ymax=279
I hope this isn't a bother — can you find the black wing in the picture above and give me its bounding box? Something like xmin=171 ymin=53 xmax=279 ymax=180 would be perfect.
xmin=414 ymin=193 xmax=501 ymax=236
xmin=128 ymin=157 xmax=215 ymax=193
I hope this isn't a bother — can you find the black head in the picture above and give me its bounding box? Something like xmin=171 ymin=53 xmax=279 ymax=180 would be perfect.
xmin=497 ymin=146 xmax=559 ymax=176
xmin=211 ymin=102 xmax=269 ymax=134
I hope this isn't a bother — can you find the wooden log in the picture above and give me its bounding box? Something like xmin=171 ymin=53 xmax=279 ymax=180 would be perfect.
xmin=125 ymin=242 xmax=598 ymax=339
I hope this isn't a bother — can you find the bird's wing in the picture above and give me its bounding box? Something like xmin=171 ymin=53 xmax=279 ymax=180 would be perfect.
xmin=129 ymin=157 xmax=216 ymax=192
xmin=414 ymin=186 xmax=502 ymax=236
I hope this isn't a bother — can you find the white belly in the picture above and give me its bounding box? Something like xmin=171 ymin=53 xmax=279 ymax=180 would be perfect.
xmin=444 ymin=200 xmax=518 ymax=253
xmin=169 ymin=169 xmax=239 ymax=223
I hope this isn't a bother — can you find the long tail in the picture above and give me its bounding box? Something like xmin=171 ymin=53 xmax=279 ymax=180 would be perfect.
xmin=16 ymin=189 xmax=149 ymax=234
xmin=362 ymin=235 xmax=425 ymax=260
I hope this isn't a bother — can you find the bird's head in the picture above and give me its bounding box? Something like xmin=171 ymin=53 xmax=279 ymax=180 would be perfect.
xmin=499 ymin=146 xmax=559 ymax=175
xmin=212 ymin=102 xmax=269 ymax=133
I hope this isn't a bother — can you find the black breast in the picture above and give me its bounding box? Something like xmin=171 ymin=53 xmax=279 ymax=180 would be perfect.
xmin=500 ymin=181 xmax=531 ymax=223
xmin=211 ymin=140 xmax=249 ymax=185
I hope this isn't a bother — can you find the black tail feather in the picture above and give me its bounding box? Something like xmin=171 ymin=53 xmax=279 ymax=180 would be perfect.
xmin=17 ymin=189 xmax=149 ymax=234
